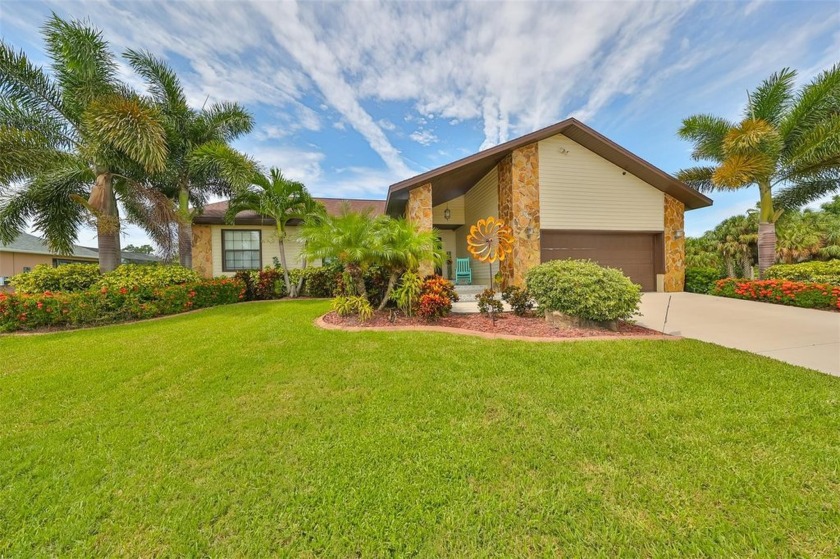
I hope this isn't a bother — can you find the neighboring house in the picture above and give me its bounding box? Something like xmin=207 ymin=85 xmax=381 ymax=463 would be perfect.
xmin=191 ymin=198 xmax=386 ymax=278
xmin=0 ymin=232 xmax=162 ymax=288
xmin=192 ymin=119 xmax=712 ymax=291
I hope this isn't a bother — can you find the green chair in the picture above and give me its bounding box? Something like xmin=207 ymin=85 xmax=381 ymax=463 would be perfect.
xmin=455 ymin=258 xmax=472 ymax=285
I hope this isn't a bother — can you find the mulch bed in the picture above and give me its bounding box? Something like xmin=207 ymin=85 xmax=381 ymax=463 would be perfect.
xmin=321 ymin=310 xmax=660 ymax=339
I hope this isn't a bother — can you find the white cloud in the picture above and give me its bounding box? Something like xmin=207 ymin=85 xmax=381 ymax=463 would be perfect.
xmin=409 ymin=129 xmax=438 ymax=146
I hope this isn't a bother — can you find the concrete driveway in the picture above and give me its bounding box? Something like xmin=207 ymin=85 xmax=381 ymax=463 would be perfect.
xmin=637 ymin=292 xmax=840 ymax=376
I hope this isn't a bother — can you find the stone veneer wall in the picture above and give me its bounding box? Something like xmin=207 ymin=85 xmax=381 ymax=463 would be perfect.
xmin=498 ymin=143 xmax=541 ymax=286
xmin=191 ymin=224 xmax=213 ymax=278
xmin=407 ymin=183 xmax=434 ymax=276
xmin=664 ymin=194 xmax=685 ymax=292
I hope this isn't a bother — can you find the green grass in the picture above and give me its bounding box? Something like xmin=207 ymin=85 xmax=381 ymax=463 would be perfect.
xmin=1 ymin=301 xmax=838 ymax=557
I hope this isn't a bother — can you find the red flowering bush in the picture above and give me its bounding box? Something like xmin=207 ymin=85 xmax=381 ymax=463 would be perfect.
xmin=713 ymin=278 xmax=840 ymax=310
xmin=416 ymin=275 xmax=458 ymax=320
xmin=0 ymin=278 xmax=244 ymax=332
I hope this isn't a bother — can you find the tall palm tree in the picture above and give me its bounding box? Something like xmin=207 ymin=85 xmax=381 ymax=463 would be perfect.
xmin=0 ymin=15 xmax=168 ymax=272
xmin=677 ymin=65 xmax=840 ymax=276
xmin=124 ymin=49 xmax=256 ymax=268
xmin=300 ymin=205 xmax=383 ymax=300
xmin=375 ymin=218 xmax=442 ymax=310
xmin=226 ymin=168 xmax=323 ymax=297
xmin=713 ymin=214 xmax=756 ymax=277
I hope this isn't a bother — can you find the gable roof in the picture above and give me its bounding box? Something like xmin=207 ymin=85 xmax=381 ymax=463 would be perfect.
xmin=194 ymin=197 xmax=386 ymax=225
xmin=0 ymin=232 xmax=99 ymax=259
xmin=385 ymin=118 xmax=712 ymax=216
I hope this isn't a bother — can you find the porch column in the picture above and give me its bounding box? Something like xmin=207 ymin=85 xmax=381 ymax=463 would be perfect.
xmin=407 ymin=182 xmax=434 ymax=277
xmin=499 ymin=143 xmax=541 ymax=287
xmin=191 ymin=224 xmax=213 ymax=278
xmin=664 ymin=194 xmax=685 ymax=292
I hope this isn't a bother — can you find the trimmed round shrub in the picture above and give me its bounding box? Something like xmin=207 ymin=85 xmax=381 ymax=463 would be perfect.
xmin=685 ymin=267 xmax=724 ymax=294
xmin=10 ymin=263 xmax=101 ymax=294
xmin=525 ymin=259 xmax=641 ymax=322
xmin=764 ymin=260 xmax=840 ymax=286
xmin=97 ymin=264 xmax=200 ymax=293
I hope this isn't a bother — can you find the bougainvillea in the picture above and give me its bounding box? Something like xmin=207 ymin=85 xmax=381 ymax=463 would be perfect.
xmin=713 ymin=278 xmax=840 ymax=310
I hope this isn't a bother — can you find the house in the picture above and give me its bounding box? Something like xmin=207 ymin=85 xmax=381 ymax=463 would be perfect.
xmin=192 ymin=119 xmax=712 ymax=291
xmin=0 ymin=232 xmax=162 ymax=288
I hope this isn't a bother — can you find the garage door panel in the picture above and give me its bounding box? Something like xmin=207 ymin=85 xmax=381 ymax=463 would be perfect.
xmin=540 ymin=230 xmax=657 ymax=291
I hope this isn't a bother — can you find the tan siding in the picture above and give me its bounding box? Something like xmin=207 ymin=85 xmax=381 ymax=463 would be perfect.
xmin=538 ymin=134 xmax=664 ymax=231
xmin=456 ymin=166 xmax=499 ymax=285
xmin=432 ymin=195 xmax=465 ymax=225
xmin=210 ymin=224 xmax=315 ymax=277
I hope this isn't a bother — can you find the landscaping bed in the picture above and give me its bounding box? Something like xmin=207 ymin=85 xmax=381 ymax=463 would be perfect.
xmin=321 ymin=310 xmax=657 ymax=338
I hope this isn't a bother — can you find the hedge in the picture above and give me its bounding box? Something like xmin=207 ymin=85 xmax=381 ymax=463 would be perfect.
xmin=525 ymin=259 xmax=641 ymax=322
xmin=685 ymin=267 xmax=724 ymax=294
xmin=764 ymin=260 xmax=840 ymax=286
xmin=0 ymin=278 xmax=244 ymax=333
xmin=712 ymin=278 xmax=840 ymax=311
xmin=10 ymin=263 xmax=101 ymax=294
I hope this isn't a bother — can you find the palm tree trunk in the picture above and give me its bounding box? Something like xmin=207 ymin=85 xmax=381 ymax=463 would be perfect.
xmin=296 ymin=256 xmax=307 ymax=297
xmin=725 ymin=257 xmax=735 ymax=278
xmin=178 ymin=185 xmax=192 ymax=269
xmin=378 ymin=271 xmax=400 ymax=311
xmin=757 ymin=181 xmax=777 ymax=278
xmin=277 ymin=234 xmax=294 ymax=297
xmin=89 ymin=172 xmax=121 ymax=273
xmin=345 ymin=262 xmax=367 ymax=299
xmin=740 ymin=251 xmax=753 ymax=279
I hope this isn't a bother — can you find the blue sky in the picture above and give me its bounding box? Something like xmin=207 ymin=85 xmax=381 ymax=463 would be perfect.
xmin=2 ymin=0 xmax=839 ymax=247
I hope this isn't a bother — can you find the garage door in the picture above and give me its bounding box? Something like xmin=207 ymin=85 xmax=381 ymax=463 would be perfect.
xmin=540 ymin=230 xmax=658 ymax=291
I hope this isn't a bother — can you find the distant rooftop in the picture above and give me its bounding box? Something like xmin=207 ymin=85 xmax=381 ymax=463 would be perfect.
xmin=194 ymin=197 xmax=387 ymax=225
xmin=2 ymin=232 xmax=162 ymax=263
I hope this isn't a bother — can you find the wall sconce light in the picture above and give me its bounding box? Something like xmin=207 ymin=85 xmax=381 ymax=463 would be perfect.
xmin=674 ymin=229 xmax=685 ymax=239
xmin=525 ymin=226 xmax=534 ymax=239
xmin=443 ymin=205 xmax=451 ymax=221
xmin=558 ymin=147 xmax=569 ymax=155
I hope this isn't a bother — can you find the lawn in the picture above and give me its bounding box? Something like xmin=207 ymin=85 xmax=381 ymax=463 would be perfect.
xmin=1 ymin=300 xmax=838 ymax=556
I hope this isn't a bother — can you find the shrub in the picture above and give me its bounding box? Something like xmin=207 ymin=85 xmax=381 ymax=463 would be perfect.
xmin=287 ymin=265 xmax=342 ymax=298
xmin=10 ymin=263 xmax=101 ymax=294
xmin=476 ymin=289 xmax=503 ymax=315
xmin=764 ymin=260 xmax=840 ymax=286
xmin=712 ymin=278 xmax=840 ymax=310
xmin=501 ymin=286 xmax=534 ymax=316
xmin=97 ymin=264 xmax=199 ymax=293
xmin=392 ymin=272 xmax=423 ymax=316
xmin=685 ymin=267 xmax=724 ymax=294
xmin=525 ymin=259 xmax=641 ymax=322
xmin=0 ymin=278 xmax=243 ymax=332
xmin=254 ymin=268 xmax=283 ymax=300
xmin=416 ymin=275 xmax=458 ymax=320
xmin=331 ymin=295 xmax=373 ymax=322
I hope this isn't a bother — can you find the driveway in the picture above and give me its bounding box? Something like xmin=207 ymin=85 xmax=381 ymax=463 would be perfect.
xmin=637 ymin=292 xmax=840 ymax=376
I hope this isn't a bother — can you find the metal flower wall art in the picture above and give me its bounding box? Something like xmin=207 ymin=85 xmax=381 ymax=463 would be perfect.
xmin=466 ymin=216 xmax=514 ymax=288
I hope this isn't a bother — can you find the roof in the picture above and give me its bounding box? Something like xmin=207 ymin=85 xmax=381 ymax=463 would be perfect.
xmin=385 ymin=118 xmax=713 ymax=216
xmin=194 ymin=197 xmax=387 ymax=225
xmin=0 ymin=232 xmax=99 ymax=260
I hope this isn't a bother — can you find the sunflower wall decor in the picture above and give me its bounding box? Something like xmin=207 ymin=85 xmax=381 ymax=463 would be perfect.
xmin=466 ymin=216 xmax=514 ymax=288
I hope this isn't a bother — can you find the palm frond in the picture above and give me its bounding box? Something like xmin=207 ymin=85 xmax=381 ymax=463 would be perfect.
xmin=780 ymin=64 xmax=840 ymax=154
xmin=198 ymin=102 xmax=254 ymax=141
xmin=774 ymin=177 xmax=840 ymax=209
xmin=677 ymin=114 xmax=734 ymax=162
xmin=0 ymin=125 xmax=73 ymax=184
xmin=0 ymin=97 xmax=77 ymax=148
xmin=712 ymin=153 xmax=775 ymax=188
xmin=0 ymin=40 xmax=69 ymax=124
xmin=42 ymin=14 xmax=118 ymax=118
xmin=189 ymin=141 xmax=257 ymax=191
xmin=723 ymin=118 xmax=780 ymax=154
xmin=123 ymin=48 xmax=189 ymax=120
xmin=747 ymin=68 xmax=796 ymax=125
xmin=83 ymin=94 xmax=168 ymax=173
xmin=119 ymin=179 xmax=178 ymax=258
xmin=781 ymin=114 xmax=840 ymax=178
xmin=676 ymin=166 xmax=716 ymax=192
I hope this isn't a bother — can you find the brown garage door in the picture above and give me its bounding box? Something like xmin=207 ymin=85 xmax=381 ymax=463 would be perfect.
xmin=540 ymin=230 xmax=658 ymax=291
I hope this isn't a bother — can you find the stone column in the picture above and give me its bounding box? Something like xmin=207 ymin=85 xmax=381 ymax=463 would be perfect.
xmin=664 ymin=194 xmax=685 ymax=292
xmin=191 ymin=224 xmax=213 ymax=278
xmin=407 ymin=183 xmax=434 ymax=277
xmin=498 ymin=142 xmax=541 ymax=287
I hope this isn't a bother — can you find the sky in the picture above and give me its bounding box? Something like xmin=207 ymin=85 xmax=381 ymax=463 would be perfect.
xmin=2 ymin=0 xmax=839 ymax=248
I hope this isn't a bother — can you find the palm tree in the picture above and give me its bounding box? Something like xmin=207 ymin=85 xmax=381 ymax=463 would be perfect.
xmin=0 ymin=15 xmax=168 ymax=272
xmin=226 ymin=168 xmax=323 ymax=297
xmin=375 ymin=218 xmax=442 ymax=310
xmin=776 ymin=209 xmax=833 ymax=263
xmin=299 ymin=206 xmax=383 ymax=300
xmin=124 ymin=49 xmax=256 ymax=268
xmin=677 ymin=65 xmax=840 ymax=276
xmin=713 ymin=215 xmax=756 ymax=277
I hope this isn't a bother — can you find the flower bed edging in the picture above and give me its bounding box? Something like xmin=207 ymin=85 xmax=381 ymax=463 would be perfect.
xmin=315 ymin=315 xmax=678 ymax=343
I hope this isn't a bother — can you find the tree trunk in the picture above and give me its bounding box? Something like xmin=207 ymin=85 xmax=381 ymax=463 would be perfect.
xmin=90 ymin=172 xmax=121 ymax=273
xmin=757 ymin=222 xmax=777 ymax=278
xmin=345 ymin=262 xmax=367 ymax=299
xmin=378 ymin=271 xmax=400 ymax=311
xmin=725 ymin=257 xmax=735 ymax=278
xmin=178 ymin=185 xmax=192 ymax=269
xmin=277 ymin=232 xmax=294 ymax=297
xmin=757 ymin=180 xmax=777 ymax=278
xmin=740 ymin=251 xmax=753 ymax=279
xmin=296 ymin=256 xmax=307 ymax=297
